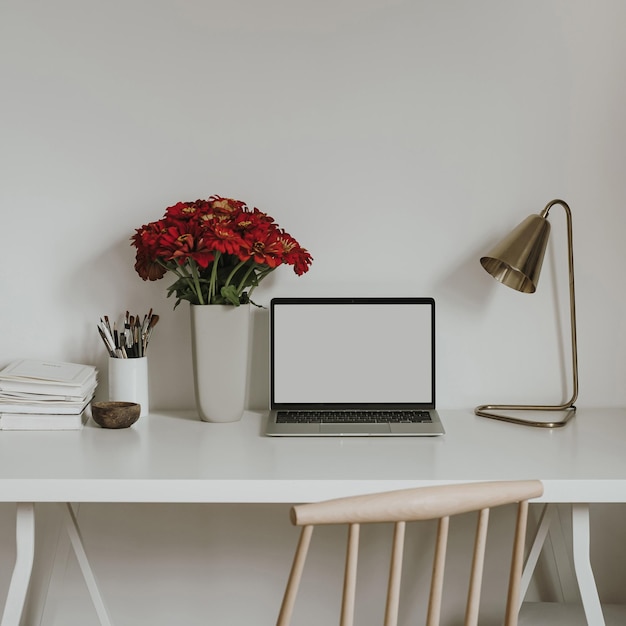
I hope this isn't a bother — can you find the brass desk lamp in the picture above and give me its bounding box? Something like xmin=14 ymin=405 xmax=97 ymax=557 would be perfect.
xmin=475 ymin=199 xmax=578 ymax=428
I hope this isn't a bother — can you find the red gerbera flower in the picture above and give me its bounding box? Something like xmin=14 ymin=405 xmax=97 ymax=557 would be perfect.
xmin=209 ymin=196 xmax=247 ymax=216
xmin=157 ymin=222 xmax=215 ymax=269
xmin=133 ymin=248 xmax=167 ymax=281
xmin=165 ymin=200 xmax=212 ymax=221
xmin=202 ymin=221 xmax=245 ymax=256
xmin=277 ymin=232 xmax=313 ymax=275
xmin=239 ymin=227 xmax=284 ymax=267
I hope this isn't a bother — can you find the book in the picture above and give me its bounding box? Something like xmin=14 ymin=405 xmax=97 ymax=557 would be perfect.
xmin=0 ymin=395 xmax=92 ymax=415
xmin=0 ymin=359 xmax=97 ymax=398
xmin=0 ymin=410 xmax=88 ymax=430
xmin=0 ymin=390 xmax=89 ymax=402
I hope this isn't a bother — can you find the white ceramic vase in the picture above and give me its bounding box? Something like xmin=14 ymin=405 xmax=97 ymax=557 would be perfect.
xmin=190 ymin=303 xmax=251 ymax=422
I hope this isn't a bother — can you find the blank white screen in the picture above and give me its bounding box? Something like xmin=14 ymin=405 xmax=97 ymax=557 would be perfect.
xmin=272 ymin=302 xmax=433 ymax=404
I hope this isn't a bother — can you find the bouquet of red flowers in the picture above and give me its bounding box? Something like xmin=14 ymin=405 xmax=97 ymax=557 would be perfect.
xmin=131 ymin=196 xmax=312 ymax=307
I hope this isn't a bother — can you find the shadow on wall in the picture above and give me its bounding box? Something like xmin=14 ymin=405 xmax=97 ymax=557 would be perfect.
xmin=248 ymin=306 xmax=271 ymax=411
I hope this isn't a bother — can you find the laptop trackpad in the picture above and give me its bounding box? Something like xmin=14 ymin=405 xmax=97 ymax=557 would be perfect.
xmin=320 ymin=423 xmax=391 ymax=435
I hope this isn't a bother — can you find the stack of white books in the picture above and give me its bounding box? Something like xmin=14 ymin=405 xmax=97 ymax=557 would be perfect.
xmin=0 ymin=359 xmax=97 ymax=430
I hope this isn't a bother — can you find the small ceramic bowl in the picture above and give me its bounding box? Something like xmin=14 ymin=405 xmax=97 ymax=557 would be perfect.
xmin=91 ymin=401 xmax=141 ymax=429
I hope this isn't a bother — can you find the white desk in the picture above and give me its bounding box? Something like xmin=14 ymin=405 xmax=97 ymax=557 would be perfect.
xmin=1 ymin=407 xmax=625 ymax=625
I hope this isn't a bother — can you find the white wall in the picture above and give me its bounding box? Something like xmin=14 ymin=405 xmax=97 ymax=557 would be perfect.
xmin=1 ymin=1 xmax=626 ymax=624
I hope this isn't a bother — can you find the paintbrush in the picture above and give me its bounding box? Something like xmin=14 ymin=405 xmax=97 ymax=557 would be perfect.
xmin=143 ymin=314 xmax=159 ymax=353
xmin=97 ymin=324 xmax=115 ymax=357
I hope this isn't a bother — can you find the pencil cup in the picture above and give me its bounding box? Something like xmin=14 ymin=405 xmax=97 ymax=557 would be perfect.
xmin=108 ymin=357 xmax=149 ymax=417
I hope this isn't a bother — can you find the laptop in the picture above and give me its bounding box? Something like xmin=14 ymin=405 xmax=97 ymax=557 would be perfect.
xmin=265 ymin=297 xmax=445 ymax=436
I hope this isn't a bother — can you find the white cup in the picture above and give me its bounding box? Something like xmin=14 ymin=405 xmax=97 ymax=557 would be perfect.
xmin=108 ymin=357 xmax=149 ymax=417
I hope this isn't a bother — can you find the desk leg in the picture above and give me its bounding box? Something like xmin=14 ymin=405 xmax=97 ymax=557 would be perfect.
xmin=571 ymin=504 xmax=605 ymax=626
xmin=1 ymin=503 xmax=35 ymax=626
xmin=62 ymin=504 xmax=113 ymax=626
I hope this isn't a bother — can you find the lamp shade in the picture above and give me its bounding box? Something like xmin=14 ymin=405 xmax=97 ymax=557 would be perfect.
xmin=480 ymin=214 xmax=551 ymax=294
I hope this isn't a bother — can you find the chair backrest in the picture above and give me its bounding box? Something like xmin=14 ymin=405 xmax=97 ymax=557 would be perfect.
xmin=276 ymin=480 xmax=543 ymax=626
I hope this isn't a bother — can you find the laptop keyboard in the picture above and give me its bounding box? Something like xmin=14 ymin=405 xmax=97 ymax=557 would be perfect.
xmin=276 ymin=410 xmax=432 ymax=424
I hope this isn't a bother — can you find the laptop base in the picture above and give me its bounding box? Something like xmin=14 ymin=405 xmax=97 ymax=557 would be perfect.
xmin=266 ymin=410 xmax=445 ymax=437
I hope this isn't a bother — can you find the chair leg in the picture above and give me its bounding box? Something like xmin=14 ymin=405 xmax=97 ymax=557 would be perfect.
xmin=426 ymin=516 xmax=450 ymax=626
xmin=277 ymin=525 xmax=314 ymax=626
xmin=384 ymin=521 xmax=406 ymax=626
xmin=504 ymin=500 xmax=530 ymax=626
xmin=465 ymin=509 xmax=490 ymax=626
xmin=341 ymin=523 xmax=360 ymax=626
xmin=519 ymin=503 xmax=553 ymax=606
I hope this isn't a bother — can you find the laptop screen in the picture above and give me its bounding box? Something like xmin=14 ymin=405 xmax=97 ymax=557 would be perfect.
xmin=271 ymin=297 xmax=435 ymax=408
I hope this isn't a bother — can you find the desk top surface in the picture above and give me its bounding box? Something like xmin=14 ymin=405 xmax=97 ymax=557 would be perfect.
xmin=0 ymin=408 xmax=624 ymax=503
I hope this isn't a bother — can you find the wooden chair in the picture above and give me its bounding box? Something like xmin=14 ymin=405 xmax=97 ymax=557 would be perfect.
xmin=277 ymin=480 xmax=543 ymax=626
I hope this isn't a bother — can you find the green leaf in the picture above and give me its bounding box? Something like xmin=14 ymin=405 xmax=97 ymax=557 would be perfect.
xmin=220 ymin=285 xmax=241 ymax=306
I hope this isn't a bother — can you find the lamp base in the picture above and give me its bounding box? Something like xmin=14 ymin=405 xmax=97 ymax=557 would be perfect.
xmin=474 ymin=405 xmax=576 ymax=428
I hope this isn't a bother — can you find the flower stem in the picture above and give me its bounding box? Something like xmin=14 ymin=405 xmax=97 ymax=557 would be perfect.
xmin=189 ymin=260 xmax=205 ymax=305
xmin=209 ymin=251 xmax=221 ymax=304
xmin=225 ymin=260 xmax=248 ymax=289
xmin=247 ymin=266 xmax=275 ymax=300
xmin=233 ymin=262 xmax=256 ymax=293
